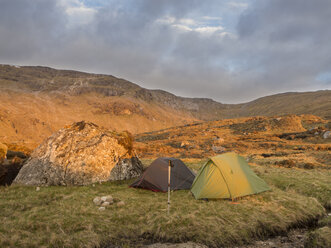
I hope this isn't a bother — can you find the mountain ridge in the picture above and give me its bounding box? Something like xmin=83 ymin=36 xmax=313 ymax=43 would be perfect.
xmin=0 ymin=64 xmax=330 ymax=148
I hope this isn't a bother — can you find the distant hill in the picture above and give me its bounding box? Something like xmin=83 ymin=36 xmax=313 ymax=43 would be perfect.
xmin=233 ymin=91 xmax=331 ymax=119
xmin=0 ymin=64 xmax=330 ymax=148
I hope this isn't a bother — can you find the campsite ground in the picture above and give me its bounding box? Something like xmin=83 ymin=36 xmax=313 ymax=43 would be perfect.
xmin=0 ymin=161 xmax=330 ymax=248
xmin=1 ymin=114 xmax=330 ymax=247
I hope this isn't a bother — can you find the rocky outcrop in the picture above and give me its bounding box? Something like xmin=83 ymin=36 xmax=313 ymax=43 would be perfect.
xmin=13 ymin=121 xmax=143 ymax=186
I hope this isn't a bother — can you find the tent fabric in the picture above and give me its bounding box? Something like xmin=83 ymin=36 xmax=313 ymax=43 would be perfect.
xmin=130 ymin=157 xmax=195 ymax=192
xmin=191 ymin=152 xmax=270 ymax=199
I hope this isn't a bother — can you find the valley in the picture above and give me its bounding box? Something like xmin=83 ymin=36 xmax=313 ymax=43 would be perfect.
xmin=0 ymin=65 xmax=330 ymax=248
xmin=1 ymin=65 xmax=330 ymax=150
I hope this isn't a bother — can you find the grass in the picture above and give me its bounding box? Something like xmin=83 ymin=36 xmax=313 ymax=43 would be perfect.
xmin=0 ymin=164 xmax=328 ymax=248
xmin=305 ymin=227 xmax=331 ymax=248
xmin=254 ymin=166 xmax=331 ymax=209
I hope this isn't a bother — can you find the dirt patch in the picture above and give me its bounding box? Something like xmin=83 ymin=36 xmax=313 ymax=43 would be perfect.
xmin=238 ymin=229 xmax=307 ymax=248
xmin=145 ymin=242 xmax=207 ymax=248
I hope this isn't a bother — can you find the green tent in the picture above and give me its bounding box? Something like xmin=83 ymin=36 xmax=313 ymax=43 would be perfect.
xmin=191 ymin=152 xmax=270 ymax=200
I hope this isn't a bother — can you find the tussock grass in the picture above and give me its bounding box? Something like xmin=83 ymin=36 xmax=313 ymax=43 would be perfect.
xmin=304 ymin=227 xmax=331 ymax=248
xmin=255 ymin=166 xmax=331 ymax=209
xmin=0 ymin=172 xmax=326 ymax=248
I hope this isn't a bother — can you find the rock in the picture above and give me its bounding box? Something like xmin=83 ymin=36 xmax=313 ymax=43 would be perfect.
xmin=0 ymin=142 xmax=8 ymax=160
xmin=13 ymin=121 xmax=143 ymax=185
xmin=98 ymin=207 xmax=105 ymax=211
xmin=101 ymin=201 xmax=110 ymax=207
xmin=104 ymin=195 xmax=113 ymax=202
xmin=6 ymin=150 xmax=27 ymax=159
xmin=323 ymin=131 xmax=330 ymax=139
xmin=145 ymin=242 xmax=208 ymax=248
xmin=117 ymin=201 xmax=125 ymax=207
xmin=296 ymin=235 xmax=304 ymax=240
xmin=180 ymin=141 xmax=189 ymax=147
xmin=268 ymin=241 xmax=277 ymax=248
xmin=109 ymin=157 xmax=143 ymax=181
xmin=212 ymin=145 xmax=225 ymax=153
xmin=93 ymin=197 xmax=102 ymax=206
xmin=100 ymin=196 xmax=108 ymax=202
xmin=36 ymin=187 xmax=40 ymax=191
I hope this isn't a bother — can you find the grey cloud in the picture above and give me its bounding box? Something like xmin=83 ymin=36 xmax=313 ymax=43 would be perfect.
xmin=0 ymin=0 xmax=329 ymax=103
xmin=0 ymin=0 xmax=67 ymax=62
xmin=233 ymin=0 xmax=331 ymax=97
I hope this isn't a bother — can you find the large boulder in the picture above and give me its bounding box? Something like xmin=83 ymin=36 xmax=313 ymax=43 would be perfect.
xmin=14 ymin=121 xmax=143 ymax=185
xmin=109 ymin=157 xmax=143 ymax=181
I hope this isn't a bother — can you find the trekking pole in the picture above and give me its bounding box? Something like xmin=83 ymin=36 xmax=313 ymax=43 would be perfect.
xmin=167 ymin=160 xmax=171 ymax=215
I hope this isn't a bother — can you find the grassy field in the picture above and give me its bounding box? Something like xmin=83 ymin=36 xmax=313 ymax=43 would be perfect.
xmin=0 ymin=161 xmax=330 ymax=247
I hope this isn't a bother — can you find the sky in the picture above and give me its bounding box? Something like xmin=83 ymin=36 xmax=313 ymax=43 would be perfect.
xmin=0 ymin=0 xmax=330 ymax=103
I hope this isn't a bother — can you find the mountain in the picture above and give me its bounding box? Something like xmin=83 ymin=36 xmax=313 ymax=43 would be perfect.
xmin=0 ymin=64 xmax=330 ymax=148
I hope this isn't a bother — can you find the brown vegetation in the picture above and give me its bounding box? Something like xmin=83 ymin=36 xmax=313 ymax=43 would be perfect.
xmin=135 ymin=114 xmax=331 ymax=170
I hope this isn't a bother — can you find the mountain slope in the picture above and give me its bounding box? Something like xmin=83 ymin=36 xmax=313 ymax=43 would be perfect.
xmin=237 ymin=91 xmax=331 ymax=119
xmin=0 ymin=64 xmax=330 ymax=148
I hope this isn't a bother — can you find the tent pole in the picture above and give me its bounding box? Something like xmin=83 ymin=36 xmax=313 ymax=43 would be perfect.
xmin=167 ymin=160 xmax=171 ymax=215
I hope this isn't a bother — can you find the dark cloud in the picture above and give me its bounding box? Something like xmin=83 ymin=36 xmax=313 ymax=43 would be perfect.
xmin=0 ymin=0 xmax=330 ymax=103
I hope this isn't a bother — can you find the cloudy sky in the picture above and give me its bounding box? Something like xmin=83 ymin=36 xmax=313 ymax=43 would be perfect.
xmin=0 ymin=0 xmax=330 ymax=103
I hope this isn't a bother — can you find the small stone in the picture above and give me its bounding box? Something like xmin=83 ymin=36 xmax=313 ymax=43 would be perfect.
xmin=92 ymin=184 xmax=95 ymax=187
xmin=323 ymin=131 xmax=330 ymax=139
xmin=98 ymin=207 xmax=105 ymax=211
xmin=36 ymin=187 xmax=40 ymax=191
xmin=297 ymin=235 xmax=303 ymax=240
xmin=93 ymin=197 xmax=102 ymax=206
xmin=100 ymin=196 xmax=107 ymax=202
xmin=117 ymin=201 xmax=125 ymax=207
xmin=101 ymin=201 xmax=110 ymax=207
xmin=103 ymin=198 xmax=114 ymax=204
xmin=104 ymin=195 xmax=113 ymax=202
xmin=212 ymin=145 xmax=225 ymax=153
xmin=180 ymin=141 xmax=189 ymax=147
xmin=268 ymin=242 xmax=276 ymax=247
